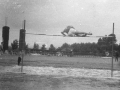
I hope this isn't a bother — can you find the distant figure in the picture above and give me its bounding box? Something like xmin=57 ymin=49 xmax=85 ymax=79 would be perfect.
xmin=18 ymin=51 xmax=22 ymax=65
xmin=105 ymin=51 xmax=109 ymax=57
xmin=115 ymin=51 xmax=119 ymax=62
xmin=61 ymin=26 xmax=92 ymax=37
xmin=18 ymin=56 xmax=21 ymax=65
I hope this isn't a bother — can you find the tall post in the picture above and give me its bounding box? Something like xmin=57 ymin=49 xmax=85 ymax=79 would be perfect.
xmin=21 ymin=45 xmax=23 ymax=72
xmin=21 ymin=20 xmax=26 ymax=72
xmin=5 ymin=17 xmax=8 ymax=26
xmin=24 ymin=20 xmax=26 ymax=30
xmin=111 ymin=23 xmax=114 ymax=77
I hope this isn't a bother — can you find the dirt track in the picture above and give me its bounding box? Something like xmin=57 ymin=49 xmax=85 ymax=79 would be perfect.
xmin=0 ymin=73 xmax=120 ymax=90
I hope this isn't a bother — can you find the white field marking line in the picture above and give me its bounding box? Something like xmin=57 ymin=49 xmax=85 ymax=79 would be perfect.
xmin=0 ymin=65 xmax=120 ymax=80
xmin=101 ymin=57 xmax=112 ymax=59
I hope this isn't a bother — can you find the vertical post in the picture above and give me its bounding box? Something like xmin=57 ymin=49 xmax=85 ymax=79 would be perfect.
xmin=111 ymin=23 xmax=114 ymax=77
xmin=21 ymin=20 xmax=26 ymax=73
xmin=5 ymin=17 xmax=8 ymax=26
xmin=24 ymin=20 xmax=26 ymax=30
xmin=21 ymin=50 xmax=24 ymax=72
xmin=21 ymin=51 xmax=23 ymax=72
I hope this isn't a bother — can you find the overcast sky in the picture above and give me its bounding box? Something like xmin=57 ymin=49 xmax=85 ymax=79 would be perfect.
xmin=0 ymin=0 xmax=120 ymax=48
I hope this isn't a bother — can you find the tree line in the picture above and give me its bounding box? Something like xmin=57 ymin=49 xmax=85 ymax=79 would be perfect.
xmin=2 ymin=34 xmax=120 ymax=56
xmin=32 ymin=34 xmax=120 ymax=56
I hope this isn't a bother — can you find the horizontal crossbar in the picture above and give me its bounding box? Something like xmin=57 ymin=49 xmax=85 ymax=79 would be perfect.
xmin=26 ymin=33 xmax=113 ymax=38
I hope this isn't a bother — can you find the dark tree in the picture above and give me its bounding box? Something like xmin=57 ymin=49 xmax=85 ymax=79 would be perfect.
xmin=11 ymin=39 xmax=19 ymax=50
xmin=97 ymin=38 xmax=103 ymax=46
xmin=25 ymin=44 xmax=30 ymax=53
xmin=71 ymin=43 xmax=80 ymax=52
xmin=33 ymin=43 xmax=39 ymax=49
xmin=41 ymin=44 xmax=46 ymax=51
xmin=49 ymin=44 xmax=56 ymax=52
xmin=97 ymin=34 xmax=117 ymax=56
xmin=61 ymin=43 xmax=70 ymax=49
xmin=118 ymin=44 xmax=120 ymax=53
xmin=56 ymin=47 xmax=62 ymax=52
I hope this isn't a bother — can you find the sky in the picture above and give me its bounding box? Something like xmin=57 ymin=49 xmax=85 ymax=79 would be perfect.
xmin=0 ymin=0 xmax=120 ymax=48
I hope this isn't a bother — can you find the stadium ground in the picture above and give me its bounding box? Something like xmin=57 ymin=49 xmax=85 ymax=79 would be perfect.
xmin=0 ymin=72 xmax=120 ymax=90
xmin=0 ymin=55 xmax=119 ymax=70
xmin=0 ymin=55 xmax=120 ymax=90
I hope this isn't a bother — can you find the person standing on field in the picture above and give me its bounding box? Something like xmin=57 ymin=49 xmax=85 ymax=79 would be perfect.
xmin=18 ymin=51 xmax=22 ymax=65
xmin=115 ymin=51 xmax=119 ymax=62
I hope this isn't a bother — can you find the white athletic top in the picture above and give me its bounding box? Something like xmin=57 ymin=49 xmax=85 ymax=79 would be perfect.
xmin=67 ymin=28 xmax=76 ymax=36
xmin=62 ymin=26 xmax=76 ymax=36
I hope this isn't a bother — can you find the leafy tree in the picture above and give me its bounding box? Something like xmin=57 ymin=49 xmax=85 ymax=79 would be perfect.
xmin=118 ymin=44 xmax=120 ymax=53
xmin=97 ymin=38 xmax=103 ymax=46
xmin=49 ymin=44 xmax=56 ymax=52
xmin=61 ymin=43 xmax=72 ymax=52
xmin=97 ymin=34 xmax=117 ymax=53
xmin=11 ymin=39 xmax=19 ymax=50
xmin=58 ymin=41 xmax=119 ymax=56
xmin=25 ymin=44 xmax=30 ymax=53
xmin=33 ymin=43 xmax=39 ymax=49
xmin=71 ymin=43 xmax=80 ymax=52
xmin=41 ymin=44 xmax=46 ymax=51
xmin=56 ymin=47 xmax=62 ymax=52
xmin=61 ymin=43 xmax=70 ymax=49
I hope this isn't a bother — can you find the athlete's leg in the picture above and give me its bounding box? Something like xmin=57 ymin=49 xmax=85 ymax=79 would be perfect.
xmin=74 ymin=31 xmax=92 ymax=35
xmin=73 ymin=31 xmax=86 ymax=37
xmin=75 ymin=31 xmax=87 ymax=34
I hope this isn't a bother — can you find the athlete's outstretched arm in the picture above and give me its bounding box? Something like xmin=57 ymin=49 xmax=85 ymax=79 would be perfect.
xmin=61 ymin=32 xmax=67 ymax=36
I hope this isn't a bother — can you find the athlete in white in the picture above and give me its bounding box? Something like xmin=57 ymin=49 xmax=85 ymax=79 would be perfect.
xmin=61 ymin=26 xmax=92 ymax=37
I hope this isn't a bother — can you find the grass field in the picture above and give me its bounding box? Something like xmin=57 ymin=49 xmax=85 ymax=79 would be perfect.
xmin=0 ymin=73 xmax=120 ymax=90
xmin=0 ymin=55 xmax=119 ymax=70
xmin=0 ymin=55 xmax=120 ymax=90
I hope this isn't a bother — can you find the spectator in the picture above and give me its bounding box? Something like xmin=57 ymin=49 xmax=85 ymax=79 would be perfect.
xmin=18 ymin=51 xmax=22 ymax=65
xmin=18 ymin=56 xmax=21 ymax=65
xmin=115 ymin=51 xmax=119 ymax=62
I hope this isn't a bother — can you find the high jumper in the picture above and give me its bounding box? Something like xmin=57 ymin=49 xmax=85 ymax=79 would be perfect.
xmin=61 ymin=26 xmax=92 ymax=37
xmin=26 ymin=25 xmax=113 ymax=37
